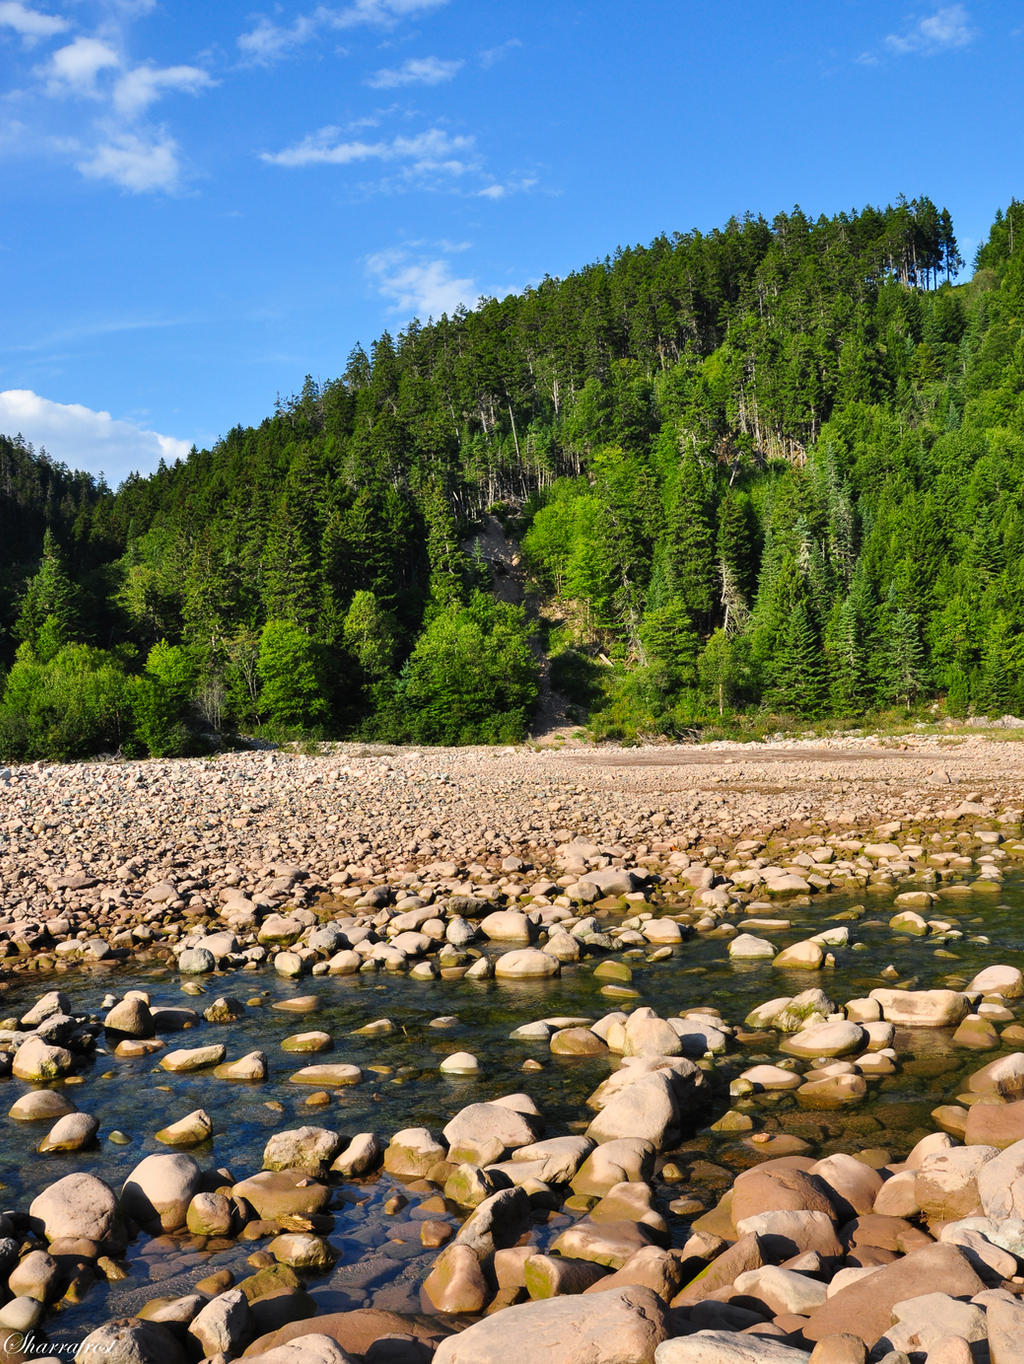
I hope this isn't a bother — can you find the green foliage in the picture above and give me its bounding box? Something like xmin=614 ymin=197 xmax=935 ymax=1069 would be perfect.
xmin=257 ymin=620 xmax=329 ymax=730
xmin=1 ymin=196 xmax=1023 ymax=749
xmin=392 ymin=592 xmax=538 ymax=744
xmin=132 ymin=640 xmax=200 ymax=757
xmin=0 ymin=643 xmax=132 ymax=761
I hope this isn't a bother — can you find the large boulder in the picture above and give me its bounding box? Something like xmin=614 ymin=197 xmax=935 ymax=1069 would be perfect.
xmin=656 ymin=1333 xmax=811 ymax=1362
xmin=244 ymin=1336 xmax=358 ymax=1364
xmin=12 ymin=1036 xmax=74 ymax=1081
xmin=120 ymin=1153 xmax=203 ymax=1232
xmin=30 ymin=1172 xmax=119 ymax=1244
xmin=454 ymin=1186 xmax=532 ymax=1258
xmin=263 ymin=1127 xmax=343 ymax=1176
xmin=382 ymin=1128 xmax=446 ymax=1179
xmin=443 ymin=1099 xmax=543 ymax=1166
xmin=978 ymin=1137 xmax=1024 ymax=1221
xmin=868 ymin=988 xmax=969 ymax=1027
xmin=802 ymin=1243 xmax=985 ymax=1346
xmin=493 ymin=948 xmax=560 ymax=979
xmin=432 ymin=1285 xmax=668 ymax=1364
xmin=74 ymin=1319 xmax=188 ymax=1364
xmin=231 ymin=1171 xmax=331 ymax=1221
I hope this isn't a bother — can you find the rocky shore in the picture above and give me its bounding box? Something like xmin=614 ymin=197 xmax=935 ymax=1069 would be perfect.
xmin=2 ymin=735 xmax=1024 ymax=1363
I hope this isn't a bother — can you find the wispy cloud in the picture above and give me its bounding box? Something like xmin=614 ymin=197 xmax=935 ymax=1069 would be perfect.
xmin=366 ymin=246 xmax=478 ymax=319
xmin=112 ymin=63 xmax=215 ymax=116
xmin=884 ymin=4 xmax=976 ymax=55
xmin=0 ymin=0 xmax=67 ymax=45
xmin=238 ymin=0 xmax=449 ymax=66
xmin=366 ymin=55 xmax=462 ymax=88
xmin=0 ymin=389 xmax=190 ymax=483
xmin=262 ymin=124 xmax=477 ymax=179
xmin=479 ymin=38 xmax=521 ymax=68
xmin=477 ymin=176 xmax=537 ymax=200
xmin=77 ymin=130 xmax=183 ymax=193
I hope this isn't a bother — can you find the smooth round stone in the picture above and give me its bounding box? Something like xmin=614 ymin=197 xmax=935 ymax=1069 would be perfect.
xmin=782 ymin=1021 xmax=867 ymax=1058
xmin=772 ymin=940 xmax=825 ymax=970
xmin=213 ymin=1052 xmax=268 ymax=1081
xmin=38 ymin=1112 xmax=99 ymax=1153
xmin=287 ymin=1063 xmax=362 ymax=1086
xmin=969 ymin=964 xmax=1024 ymax=999
xmin=281 ymin=1032 xmax=332 ymax=1053
xmin=155 ymin=1109 xmax=213 ymax=1147
xmin=494 ymin=949 xmax=561 ymax=979
xmin=440 ymin=1052 xmax=479 ymax=1075
xmin=159 ymin=1045 xmax=225 ymax=1073
xmin=9 ymin=1090 xmax=76 ymax=1122
xmin=729 ymin=933 xmax=776 ymax=960
xmin=271 ymin=996 xmax=320 ymax=1013
xmin=115 ymin=1039 xmax=164 ymax=1058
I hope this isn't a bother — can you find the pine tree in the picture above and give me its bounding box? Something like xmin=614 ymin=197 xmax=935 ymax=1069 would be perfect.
xmin=773 ymin=595 xmax=828 ymax=717
xmin=14 ymin=529 xmax=80 ymax=660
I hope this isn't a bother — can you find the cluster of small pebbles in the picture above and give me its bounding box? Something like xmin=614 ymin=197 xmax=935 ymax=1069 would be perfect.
xmin=0 ymin=739 xmax=1023 ymax=1361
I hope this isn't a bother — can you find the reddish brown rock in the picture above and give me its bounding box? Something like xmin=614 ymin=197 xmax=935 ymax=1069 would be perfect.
xmin=802 ymin=1244 xmax=985 ymax=1346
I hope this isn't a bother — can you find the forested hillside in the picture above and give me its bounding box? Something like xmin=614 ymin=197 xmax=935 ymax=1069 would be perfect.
xmin=2 ymin=194 xmax=1023 ymax=759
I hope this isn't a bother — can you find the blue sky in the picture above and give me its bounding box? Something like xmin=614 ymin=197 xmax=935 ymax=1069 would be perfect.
xmin=0 ymin=0 xmax=1021 ymax=485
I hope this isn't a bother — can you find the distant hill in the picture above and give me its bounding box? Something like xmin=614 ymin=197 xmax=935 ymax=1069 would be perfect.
xmin=2 ymin=194 xmax=1023 ymax=758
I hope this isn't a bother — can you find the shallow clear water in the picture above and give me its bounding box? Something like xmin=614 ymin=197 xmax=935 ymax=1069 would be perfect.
xmin=6 ymin=871 xmax=1024 ymax=1346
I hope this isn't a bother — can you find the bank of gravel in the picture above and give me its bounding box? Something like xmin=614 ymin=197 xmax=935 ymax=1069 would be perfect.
xmin=2 ymin=736 xmax=1024 ymax=1363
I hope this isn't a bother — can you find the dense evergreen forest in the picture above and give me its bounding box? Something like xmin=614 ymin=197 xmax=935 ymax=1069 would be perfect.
xmin=2 ymin=194 xmax=1024 ymax=759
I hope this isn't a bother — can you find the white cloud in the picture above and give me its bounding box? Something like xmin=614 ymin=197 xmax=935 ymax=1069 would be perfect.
xmin=77 ymin=130 xmax=182 ymax=193
xmin=238 ymin=0 xmax=448 ymax=65
xmin=479 ymin=38 xmax=521 ymax=68
xmin=0 ymin=389 xmax=190 ymax=484
xmin=366 ymin=55 xmax=462 ymax=88
xmin=112 ymin=62 xmax=215 ymax=116
xmin=885 ymin=4 xmax=975 ymax=54
xmin=262 ymin=124 xmax=476 ymax=177
xmin=41 ymin=36 xmax=121 ymax=97
xmin=0 ymin=1 xmax=68 ymax=44
xmin=477 ymin=176 xmax=537 ymax=200
xmin=366 ymin=247 xmax=478 ymax=319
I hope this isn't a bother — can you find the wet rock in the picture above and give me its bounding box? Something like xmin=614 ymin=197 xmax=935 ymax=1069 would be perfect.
xmin=215 ymin=1050 xmax=269 ymax=1081
xmin=282 ymin=1031 xmax=333 ymax=1053
xmin=493 ymin=947 xmax=561 ymax=978
xmin=868 ymin=989 xmax=968 ymax=1027
xmin=159 ymin=1043 xmax=225 ymax=1072
xmin=773 ymin=940 xmax=825 ymax=970
xmin=782 ymin=1021 xmax=866 ymax=1059
xmin=432 ymin=1284 xmax=669 ymax=1364
xmin=551 ymin=1218 xmax=659 ymax=1269
xmin=288 ymin=1063 xmax=362 ymax=1087
xmin=439 ymin=1051 xmax=479 ymax=1075
xmin=729 ymin=933 xmax=776 ymax=960
xmin=964 ymin=1097 xmax=1024 ymax=1147
xmin=39 ymin=1111 xmax=99 ymax=1152
xmin=155 ymin=1109 xmax=213 ymax=1147
xmin=10 ymin=1089 xmax=77 ymax=1121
